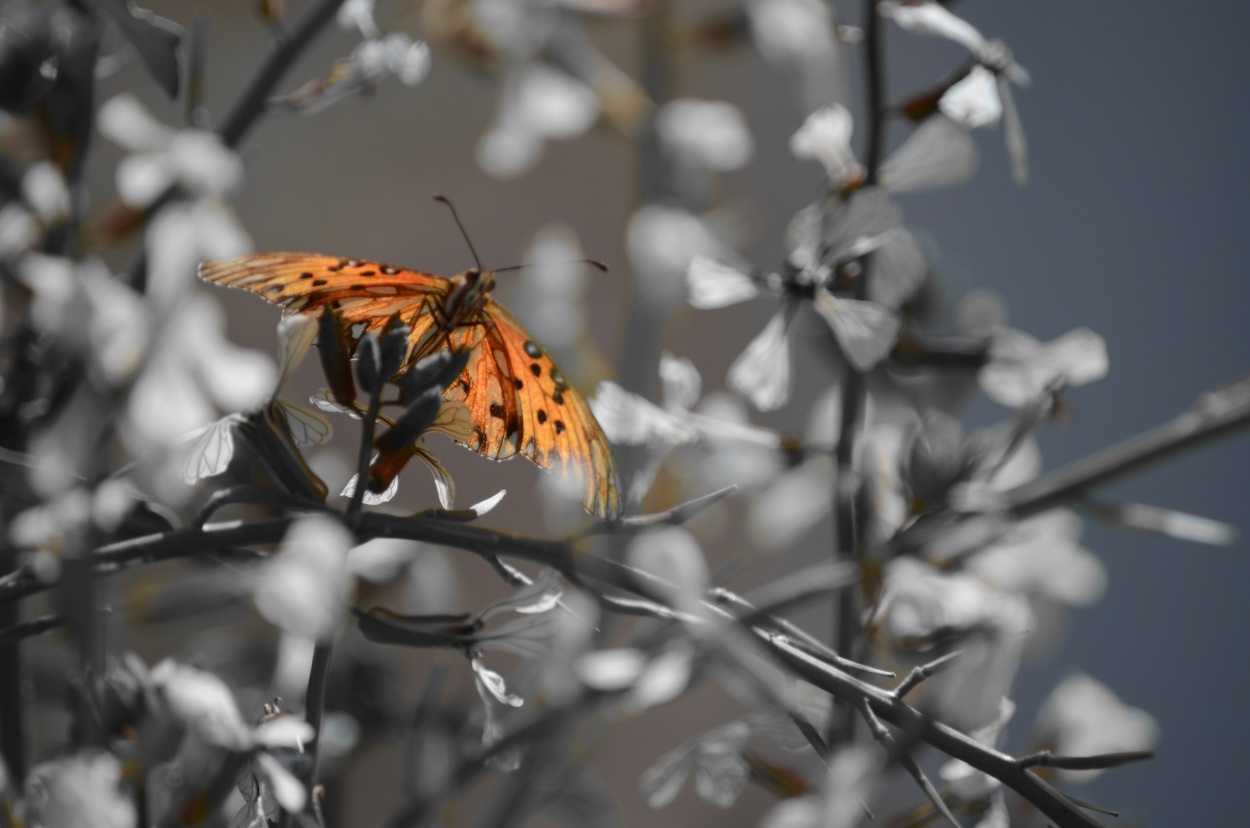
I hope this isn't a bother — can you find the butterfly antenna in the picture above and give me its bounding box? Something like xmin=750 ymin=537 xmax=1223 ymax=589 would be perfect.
xmin=433 ymin=194 xmax=483 ymax=271
xmin=493 ymin=259 xmax=611 ymax=275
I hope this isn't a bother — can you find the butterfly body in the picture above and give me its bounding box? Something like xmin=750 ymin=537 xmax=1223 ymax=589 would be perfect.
xmin=199 ymin=252 xmax=621 ymax=519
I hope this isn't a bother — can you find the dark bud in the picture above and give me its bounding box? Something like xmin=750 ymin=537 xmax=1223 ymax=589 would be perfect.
xmin=354 ymin=606 xmax=475 ymax=649
xmin=904 ymin=410 xmax=981 ymax=508
xmin=355 ymin=332 xmax=386 ymax=394
xmin=376 ymin=314 xmax=411 ymax=380
xmin=395 ymin=349 xmax=471 ymax=402
xmin=318 ymin=307 xmax=357 ymax=408
xmin=367 ymin=443 xmax=419 ymax=493
xmin=375 ymin=388 xmax=442 ymax=455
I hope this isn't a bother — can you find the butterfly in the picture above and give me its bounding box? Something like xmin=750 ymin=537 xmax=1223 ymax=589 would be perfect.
xmin=197 ymin=251 xmax=622 ymax=520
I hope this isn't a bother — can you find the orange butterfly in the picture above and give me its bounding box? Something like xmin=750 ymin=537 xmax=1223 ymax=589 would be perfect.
xmin=197 ymin=249 xmax=621 ymax=520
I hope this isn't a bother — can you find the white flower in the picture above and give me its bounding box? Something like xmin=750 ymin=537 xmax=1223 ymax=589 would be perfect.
xmin=728 ymin=307 xmax=797 ymax=411
xmin=337 ymin=0 xmax=379 ymax=38
xmin=627 ymin=204 xmax=719 ymax=306
xmin=940 ymin=65 xmax=1003 ymax=128
xmin=24 ymin=753 xmax=136 ymax=828
xmin=100 ymin=94 xmax=242 ymax=207
xmin=748 ymin=0 xmax=838 ymax=63
xmin=656 ymin=98 xmax=753 ymax=171
xmin=477 ymin=63 xmax=598 ymax=178
xmin=968 ymin=509 xmax=1107 ymax=607
xmin=254 ymin=515 xmax=353 ymax=641
xmin=1035 ymin=673 xmax=1159 ymax=783
xmin=351 ymin=33 xmax=430 ymax=85
xmin=790 ymin=103 xmax=863 ymax=189
xmin=639 ymin=721 xmax=751 ymax=809
xmin=980 ymin=326 xmax=1109 ymax=408
xmin=880 ymin=1 xmax=1029 ymax=183
xmin=126 ymin=295 xmax=274 ymax=448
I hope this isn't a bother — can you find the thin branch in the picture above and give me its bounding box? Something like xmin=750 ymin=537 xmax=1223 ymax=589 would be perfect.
xmin=892 ymin=650 xmax=962 ymax=700
xmin=1016 ymin=750 xmax=1155 ymax=772
xmin=858 ymin=700 xmax=964 ymax=828
xmin=829 ymin=0 xmax=889 ymax=748
xmin=0 ymin=613 xmax=62 ymax=647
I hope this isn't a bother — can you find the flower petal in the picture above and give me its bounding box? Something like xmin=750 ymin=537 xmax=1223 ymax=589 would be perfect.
xmin=881 ymin=115 xmax=978 ymax=193
xmin=686 ymin=255 xmax=761 ymax=309
xmin=812 ymin=293 xmax=900 ymax=372
xmin=727 ymin=309 xmax=794 ymax=412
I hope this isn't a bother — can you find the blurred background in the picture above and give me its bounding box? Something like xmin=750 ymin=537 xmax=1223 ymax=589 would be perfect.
xmin=73 ymin=0 xmax=1250 ymax=824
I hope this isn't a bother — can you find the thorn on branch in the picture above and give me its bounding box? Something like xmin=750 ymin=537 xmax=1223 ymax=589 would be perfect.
xmin=1016 ymin=749 xmax=1155 ymax=771
xmin=1063 ymin=792 xmax=1121 ymax=818
xmin=893 ymin=650 xmax=962 ymax=700
xmin=582 ymin=485 xmax=737 ymax=536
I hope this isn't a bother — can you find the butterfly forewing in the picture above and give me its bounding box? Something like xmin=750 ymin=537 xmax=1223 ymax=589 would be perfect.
xmin=198 ymin=252 xmax=622 ymax=520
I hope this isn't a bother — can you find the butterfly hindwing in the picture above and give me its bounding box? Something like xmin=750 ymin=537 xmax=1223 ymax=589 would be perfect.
xmin=444 ymin=301 xmax=621 ymax=520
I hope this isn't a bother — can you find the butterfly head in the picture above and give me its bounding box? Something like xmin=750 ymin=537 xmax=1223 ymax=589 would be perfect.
xmin=442 ymin=267 xmax=497 ymax=324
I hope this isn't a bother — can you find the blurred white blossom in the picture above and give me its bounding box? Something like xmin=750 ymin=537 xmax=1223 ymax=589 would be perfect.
xmin=1035 ymin=673 xmax=1159 ymax=783
xmin=747 ymin=0 xmax=844 ymax=108
xmin=24 ymin=752 xmax=136 ymax=828
xmin=880 ymin=114 xmax=978 ymax=193
xmin=656 ymin=98 xmax=753 ymax=171
xmin=127 ymin=295 xmax=274 ymax=449
xmin=639 ymin=721 xmax=751 ymax=809
xmin=627 ymin=204 xmax=720 ymax=306
xmin=100 ymin=95 xmax=242 ymax=206
xmin=351 ymin=33 xmax=431 ymax=86
xmin=478 ymin=63 xmax=598 ymax=178
xmin=980 ymin=326 xmax=1108 ymax=408
xmin=790 ymin=103 xmax=862 ymax=190
xmin=254 ymin=515 xmax=353 ymax=641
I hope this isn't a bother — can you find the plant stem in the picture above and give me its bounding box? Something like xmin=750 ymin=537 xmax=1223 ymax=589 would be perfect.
xmin=829 ymin=0 xmax=888 ymax=749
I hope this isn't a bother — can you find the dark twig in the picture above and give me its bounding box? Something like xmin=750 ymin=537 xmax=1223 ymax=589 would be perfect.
xmin=0 ymin=613 xmax=62 ymax=647
xmin=892 ymin=650 xmax=962 ymax=700
xmin=858 ymin=700 xmax=964 ymax=828
xmin=829 ymin=0 xmax=889 ymax=749
xmin=1063 ymin=793 xmax=1121 ymax=818
xmin=1016 ymin=750 xmax=1155 ymax=772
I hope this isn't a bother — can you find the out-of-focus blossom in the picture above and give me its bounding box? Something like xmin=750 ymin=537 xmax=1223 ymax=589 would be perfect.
xmin=627 ymin=204 xmax=721 ymax=307
xmin=980 ymin=326 xmax=1108 ymax=408
xmin=747 ymin=0 xmax=846 ymax=109
xmin=873 ymin=557 xmax=1031 ymax=729
xmin=272 ymin=33 xmax=431 ymax=115
xmin=756 ymin=745 xmax=878 ymax=828
xmin=656 ymin=98 xmax=753 ymax=171
xmin=1034 ymin=673 xmax=1159 ymax=783
xmin=627 ymin=526 xmax=710 ymax=612
xmin=351 ymin=33 xmax=432 ymax=86
xmin=18 ymin=255 xmax=149 ymax=385
xmin=99 ymin=95 xmax=242 ymax=206
xmin=21 ymin=161 xmax=70 ymax=222
xmin=595 ymin=352 xmax=788 ymax=504
xmin=968 ymin=509 xmax=1107 ymax=609
xmin=150 ymin=660 xmax=314 ymax=752
xmin=127 ymin=295 xmax=275 ymax=448
xmin=23 ymin=752 xmax=136 ymax=828
xmin=728 ymin=305 xmax=800 ymax=412
xmin=477 ymin=63 xmax=598 ymax=178
xmin=254 ymin=514 xmax=353 ymax=641
xmin=790 ymin=103 xmax=863 ymax=190
xmin=639 ymin=721 xmax=751 ymax=809
xmin=880 ymin=114 xmax=978 ymax=193
xmin=337 ymin=0 xmax=379 ymax=39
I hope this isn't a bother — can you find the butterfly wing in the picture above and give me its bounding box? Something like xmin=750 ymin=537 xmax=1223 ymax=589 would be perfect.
xmin=445 ymin=300 xmax=622 ymax=520
xmin=198 ymin=253 xmax=455 ymax=361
